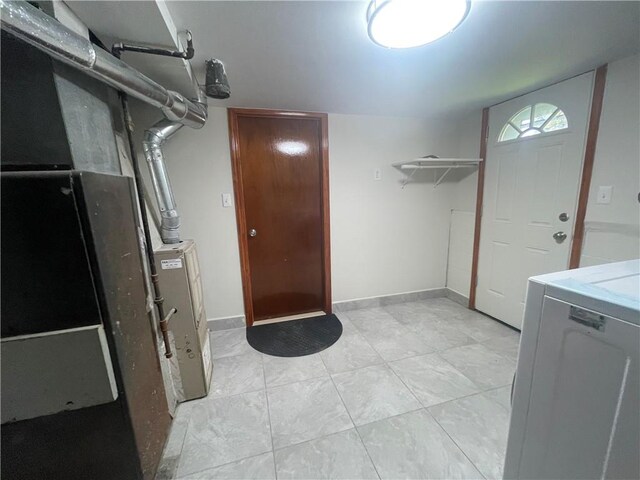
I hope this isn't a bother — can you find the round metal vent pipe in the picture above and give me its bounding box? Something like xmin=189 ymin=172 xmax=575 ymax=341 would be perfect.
xmin=142 ymin=120 xmax=185 ymax=244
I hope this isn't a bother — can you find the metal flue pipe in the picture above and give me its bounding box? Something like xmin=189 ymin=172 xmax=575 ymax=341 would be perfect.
xmin=142 ymin=120 xmax=185 ymax=244
xmin=0 ymin=0 xmax=207 ymax=129
xmin=141 ymin=60 xmax=228 ymax=244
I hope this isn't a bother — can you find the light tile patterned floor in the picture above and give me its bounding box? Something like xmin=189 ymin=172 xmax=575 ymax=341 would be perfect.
xmin=156 ymin=298 xmax=519 ymax=480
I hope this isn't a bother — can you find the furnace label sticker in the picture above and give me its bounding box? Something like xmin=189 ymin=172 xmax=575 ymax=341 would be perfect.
xmin=161 ymin=258 xmax=183 ymax=270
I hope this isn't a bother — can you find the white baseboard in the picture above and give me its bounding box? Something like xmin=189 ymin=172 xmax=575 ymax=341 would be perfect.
xmin=332 ymin=287 xmax=447 ymax=312
xmin=445 ymin=288 xmax=469 ymax=307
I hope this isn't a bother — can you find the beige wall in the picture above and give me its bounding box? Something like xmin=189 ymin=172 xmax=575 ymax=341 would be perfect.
xmin=581 ymin=54 xmax=640 ymax=266
xmin=132 ymin=105 xmax=468 ymax=320
xmin=329 ymin=113 xmax=459 ymax=302
xmin=446 ymin=113 xmax=482 ymax=299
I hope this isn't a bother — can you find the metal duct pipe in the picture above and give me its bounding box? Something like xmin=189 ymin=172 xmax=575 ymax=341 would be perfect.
xmin=0 ymin=0 xmax=206 ymax=129
xmin=142 ymin=120 xmax=185 ymax=244
xmin=0 ymin=0 xmax=229 ymax=245
xmin=141 ymin=59 xmax=230 ymax=244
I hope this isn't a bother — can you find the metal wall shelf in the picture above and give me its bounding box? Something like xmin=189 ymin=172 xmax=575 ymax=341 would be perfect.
xmin=392 ymin=157 xmax=482 ymax=188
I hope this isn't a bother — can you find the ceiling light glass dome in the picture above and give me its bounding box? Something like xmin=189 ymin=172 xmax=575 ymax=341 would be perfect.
xmin=367 ymin=0 xmax=470 ymax=49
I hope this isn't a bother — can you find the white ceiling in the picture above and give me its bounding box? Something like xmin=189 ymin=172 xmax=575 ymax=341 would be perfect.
xmin=78 ymin=1 xmax=640 ymax=120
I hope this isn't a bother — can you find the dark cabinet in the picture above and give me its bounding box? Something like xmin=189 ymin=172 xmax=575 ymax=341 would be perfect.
xmin=1 ymin=171 xmax=170 ymax=480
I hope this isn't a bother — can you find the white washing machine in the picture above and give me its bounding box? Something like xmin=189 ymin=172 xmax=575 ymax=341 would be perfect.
xmin=505 ymin=260 xmax=639 ymax=479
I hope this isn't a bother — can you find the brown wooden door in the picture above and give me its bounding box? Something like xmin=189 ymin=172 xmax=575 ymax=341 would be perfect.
xmin=229 ymin=109 xmax=331 ymax=326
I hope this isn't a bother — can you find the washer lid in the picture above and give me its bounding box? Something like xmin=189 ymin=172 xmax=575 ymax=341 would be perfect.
xmin=532 ymin=260 xmax=640 ymax=325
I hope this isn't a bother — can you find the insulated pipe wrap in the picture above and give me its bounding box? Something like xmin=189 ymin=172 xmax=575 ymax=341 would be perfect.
xmin=0 ymin=0 xmax=94 ymax=67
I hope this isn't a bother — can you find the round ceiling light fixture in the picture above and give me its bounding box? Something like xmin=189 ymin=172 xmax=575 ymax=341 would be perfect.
xmin=367 ymin=0 xmax=470 ymax=49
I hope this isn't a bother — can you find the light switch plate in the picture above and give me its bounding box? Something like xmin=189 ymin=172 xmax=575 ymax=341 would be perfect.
xmin=221 ymin=193 xmax=233 ymax=207
xmin=374 ymin=168 xmax=382 ymax=181
xmin=597 ymin=186 xmax=613 ymax=204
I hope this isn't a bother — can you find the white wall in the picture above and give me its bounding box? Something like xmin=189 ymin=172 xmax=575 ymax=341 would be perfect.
xmin=329 ymin=114 xmax=458 ymax=302
xmin=132 ymin=105 xmax=463 ymax=319
xmin=581 ymin=54 xmax=640 ymax=266
xmin=445 ymin=113 xmax=482 ymax=299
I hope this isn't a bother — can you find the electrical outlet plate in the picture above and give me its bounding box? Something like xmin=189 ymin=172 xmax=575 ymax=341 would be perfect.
xmin=221 ymin=193 xmax=233 ymax=207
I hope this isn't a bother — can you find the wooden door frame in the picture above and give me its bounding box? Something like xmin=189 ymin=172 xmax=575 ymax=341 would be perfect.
xmin=468 ymin=65 xmax=608 ymax=310
xmin=227 ymin=108 xmax=332 ymax=327
xmin=468 ymin=107 xmax=489 ymax=310
xmin=568 ymin=65 xmax=608 ymax=268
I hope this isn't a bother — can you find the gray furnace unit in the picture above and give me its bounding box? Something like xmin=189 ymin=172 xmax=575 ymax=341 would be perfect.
xmin=155 ymin=240 xmax=212 ymax=400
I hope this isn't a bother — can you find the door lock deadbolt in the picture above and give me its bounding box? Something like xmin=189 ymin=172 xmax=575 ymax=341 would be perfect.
xmin=553 ymin=231 xmax=568 ymax=243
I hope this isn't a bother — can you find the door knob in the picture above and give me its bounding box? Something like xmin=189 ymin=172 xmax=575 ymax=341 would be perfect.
xmin=249 ymin=228 xmax=257 ymax=237
xmin=553 ymin=231 xmax=567 ymax=243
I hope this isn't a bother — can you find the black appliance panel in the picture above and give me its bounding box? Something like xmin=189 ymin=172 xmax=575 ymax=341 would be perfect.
xmin=1 ymin=172 xmax=101 ymax=337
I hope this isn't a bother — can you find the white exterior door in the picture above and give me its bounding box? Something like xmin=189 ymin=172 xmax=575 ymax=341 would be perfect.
xmin=476 ymin=72 xmax=594 ymax=328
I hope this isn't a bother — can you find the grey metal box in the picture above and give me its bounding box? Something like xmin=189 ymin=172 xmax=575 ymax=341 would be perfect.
xmin=155 ymin=240 xmax=212 ymax=400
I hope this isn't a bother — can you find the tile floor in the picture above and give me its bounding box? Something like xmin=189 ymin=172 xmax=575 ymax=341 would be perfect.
xmin=157 ymin=297 xmax=519 ymax=480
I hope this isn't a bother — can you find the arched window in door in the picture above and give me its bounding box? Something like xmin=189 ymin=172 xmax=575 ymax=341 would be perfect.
xmin=498 ymin=103 xmax=568 ymax=142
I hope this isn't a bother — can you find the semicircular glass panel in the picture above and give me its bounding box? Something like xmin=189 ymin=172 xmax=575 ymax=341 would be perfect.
xmin=498 ymin=103 xmax=568 ymax=142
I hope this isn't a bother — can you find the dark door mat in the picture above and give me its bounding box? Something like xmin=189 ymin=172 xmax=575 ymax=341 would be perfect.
xmin=246 ymin=314 xmax=343 ymax=357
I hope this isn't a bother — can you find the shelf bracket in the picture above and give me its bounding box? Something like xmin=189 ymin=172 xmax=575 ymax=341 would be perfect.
xmin=434 ymin=167 xmax=453 ymax=188
xmin=401 ymin=167 xmax=419 ymax=189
